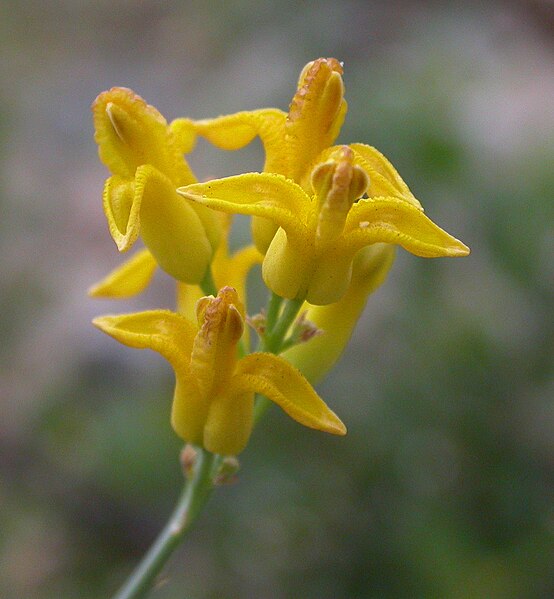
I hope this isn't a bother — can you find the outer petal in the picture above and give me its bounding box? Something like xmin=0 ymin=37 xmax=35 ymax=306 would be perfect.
xmin=283 ymin=244 xmax=395 ymax=383
xmin=92 ymin=87 xmax=195 ymax=184
xmin=135 ymin=165 xmax=213 ymax=283
xmin=92 ymin=310 xmax=196 ymax=369
xmin=168 ymin=117 xmax=198 ymax=155
xmin=93 ymin=311 xmax=208 ymax=446
xmin=178 ymin=173 xmax=310 ymax=240
xmin=193 ymin=109 xmax=288 ymax=173
xmin=344 ymin=197 xmax=470 ymax=258
xmin=88 ymin=249 xmax=157 ymax=298
xmin=234 ymin=353 xmax=346 ymax=435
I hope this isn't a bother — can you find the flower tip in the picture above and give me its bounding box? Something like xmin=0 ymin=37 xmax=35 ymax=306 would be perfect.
xmin=450 ymin=239 xmax=471 ymax=257
xmin=326 ymin=415 xmax=347 ymax=436
xmin=87 ymin=283 xmax=103 ymax=298
xmin=91 ymin=315 xmax=115 ymax=332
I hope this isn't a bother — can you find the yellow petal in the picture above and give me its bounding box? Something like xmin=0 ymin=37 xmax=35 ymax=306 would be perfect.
xmin=92 ymin=310 xmax=196 ymax=372
xmin=283 ymin=244 xmax=395 ymax=383
xmin=344 ymin=196 xmax=470 ymax=258
xmin=135 ymin=165 xmax=213 ymax=283
xmin=178 ymin=173 xmax=310 ymax=240
xmin=102 ymin=175 xmax=140 ymax=251
xmin=235 ymin=353 xmax=346 ymax=435
xmin=349 ymin=143 xmax=422 ymax=209
xmin=286 ymin=58 xmax=348 ymax=182
xmin=92 ymin=87 xmax=195 ymax=184
xmin=202 ymin=388 xmax=254 ymax=455
xmin=262 ymin=228 xmax=314 ymax=301
xmin=88 ymin=249 xmax=157 ymax=298
xmin=168 ymin=117 xmax=198 ymax=154
xmin=93 ymin=310 xmax=207 ymax=445
xmin=194 ymin=109 xmax=287 ymax=164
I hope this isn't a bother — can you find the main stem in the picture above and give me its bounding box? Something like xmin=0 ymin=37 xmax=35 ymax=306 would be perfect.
xmin=112 ymin=449 xmax=217 ymax=599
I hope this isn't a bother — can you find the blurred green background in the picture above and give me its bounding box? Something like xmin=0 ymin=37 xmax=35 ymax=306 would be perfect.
xmin=1 ymin=1 xmax=553 ymax=597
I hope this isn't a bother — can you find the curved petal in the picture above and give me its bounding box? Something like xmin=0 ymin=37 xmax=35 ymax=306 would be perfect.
xmin=88 ymin=249 xmax=157 ymax=298
xmin=315 ymin=144 xmax=422 ymax=209
xmin=193 ymin=108 xmax=287 ymax=158
xmin=286 ymin=58 xmax=347 ymax=181
xmin=235 ymin=353 xmax=346 ymax=435
xmin=136 ymin=165 xmax=213 ymax=283
xmin=178 ymin=173 xmax=310 ymax=239
xmin=92 ymin=310 xmax=196 ymax=373
xmin=168 ymin=117 xmax=198 ymax=154
xmin=92 ymin=87 xmax=195 ymax=184
xmin=344 ymin=196 xmax=470 ymax=258
xmin=102 ymin=175 xmax=140 ymax=252
xmin=349 ymin=143 xmax=422 ymax=208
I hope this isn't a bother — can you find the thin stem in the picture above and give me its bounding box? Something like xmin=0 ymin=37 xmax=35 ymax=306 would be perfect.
xmin=112 ymin=449 xmax=217 ymax=599
xmin=265 ymin=297 xmax=304 ymax=353
xmin=265 ymin=292 xmax=284 ymax=334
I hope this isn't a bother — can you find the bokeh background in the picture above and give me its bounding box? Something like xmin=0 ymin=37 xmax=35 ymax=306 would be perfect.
xmin=1 ymin=1 xmax=553 ymax=597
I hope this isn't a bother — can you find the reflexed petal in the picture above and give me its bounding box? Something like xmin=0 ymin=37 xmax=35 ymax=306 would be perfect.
xmin=94 ymin=311 xmax=207 ymax=446
xmin=178 ymin=173 xmax=310 ymax=239
xmin=235 ymin=353 xmax=346 ymax=435
xmin=88 ymin=249 xmax=157 ymax=298
xmin=344 ymin=196 xmax=470 ymax=258
xmin=92 ymin=310 xmax=196 ymax=373
xmin=135 ymin=165 xmax=213 ymax=283
xmin=92 ymin=87 xmax=194 ymax=184
xmin=349 ymin=143 xmax=422 ymax=208
xmin=193 ymin=109 xmax=288 ymax=173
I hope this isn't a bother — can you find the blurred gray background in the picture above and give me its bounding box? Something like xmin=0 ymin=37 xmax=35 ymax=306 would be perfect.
xmin=1 ymin=1 xmax=553 ymax=597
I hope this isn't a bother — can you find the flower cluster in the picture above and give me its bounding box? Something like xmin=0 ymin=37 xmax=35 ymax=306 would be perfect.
xmin=91 ymin=58 xmax=469 ymax=456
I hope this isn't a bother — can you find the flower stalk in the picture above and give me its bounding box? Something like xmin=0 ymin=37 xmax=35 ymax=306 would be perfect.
xmin=112 ymin=448 xmax=218 ymax=599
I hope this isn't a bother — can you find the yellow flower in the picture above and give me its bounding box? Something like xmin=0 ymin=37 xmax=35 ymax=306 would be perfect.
xmin=192 ymin=57 xmax=347 ymax=251
xmin=93 ymin=287 xmax=345 ymax=455
xmin=92 ymin=87 xmax=221 ymax=284
xmin=178 ymin=146 xmax=470 ymax=305
xmin=283 ymin=243 xmax=395 ymax=384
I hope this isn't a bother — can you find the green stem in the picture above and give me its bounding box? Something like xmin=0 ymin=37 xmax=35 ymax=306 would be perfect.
xmin=265 ymin=292 xmax=284 ymax=334
xmin=112 ymin=449 xmax=217 ymax=599
xmin=200 ymin=267 xmax=218 ymax=297
xmin=266 ymin=297 xmax=303 ymax=351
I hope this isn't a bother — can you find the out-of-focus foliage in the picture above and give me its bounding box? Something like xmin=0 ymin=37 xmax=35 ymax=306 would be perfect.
xmin=1 ymin=1 xmax=553 ymax=597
